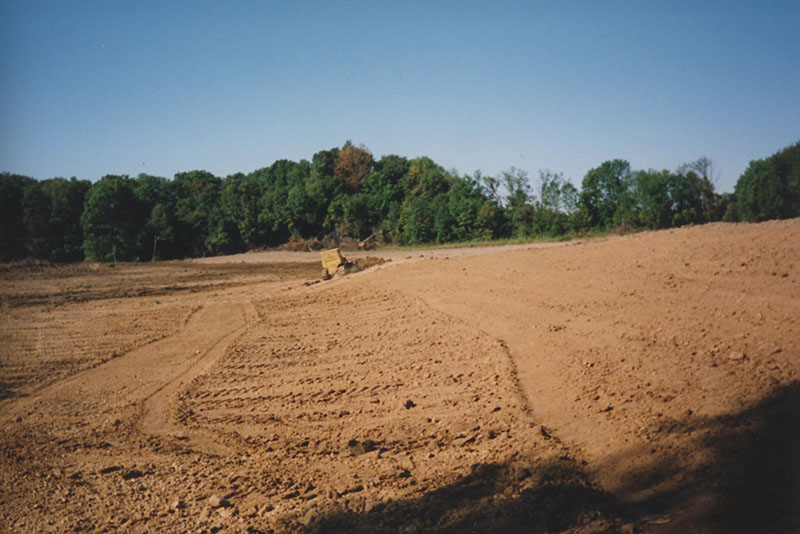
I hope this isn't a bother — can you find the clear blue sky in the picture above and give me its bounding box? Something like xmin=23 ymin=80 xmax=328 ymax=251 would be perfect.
xmin=1 ymin=1 xmax=798 ymax=193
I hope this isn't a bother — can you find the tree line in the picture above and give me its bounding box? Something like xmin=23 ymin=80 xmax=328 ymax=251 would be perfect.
xmin=1 ymin=140 xmax=798 ymax=263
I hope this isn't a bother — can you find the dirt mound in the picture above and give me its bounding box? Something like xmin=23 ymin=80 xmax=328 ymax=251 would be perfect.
xmin=279 ymin=236 xmax=363 ymax=252
xmin=0 ymin=257 xmax=54 ymax=271
xmin=354 ymin=256 xmax=387 ymax=271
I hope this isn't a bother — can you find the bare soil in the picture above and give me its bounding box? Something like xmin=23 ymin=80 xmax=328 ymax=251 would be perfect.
xmin=1 ymin=220 xmax=798 ymax=533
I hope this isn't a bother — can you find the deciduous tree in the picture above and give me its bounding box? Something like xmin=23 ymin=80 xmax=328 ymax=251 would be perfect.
xmin=335 ymin=141 xmax=374 ymax=193
xmin=81 ymin=175 xmax=143 ymax=262
xmin=580 ymin=159 xmax=632 ymax=228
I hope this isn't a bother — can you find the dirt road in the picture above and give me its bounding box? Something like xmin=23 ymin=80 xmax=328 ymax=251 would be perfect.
xmin=1 ymin=220 xmax=798 ymax=533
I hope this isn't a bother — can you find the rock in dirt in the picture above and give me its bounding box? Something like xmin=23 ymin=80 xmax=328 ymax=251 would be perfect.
xmin=347 ymin=438 xmax=378 ymax=456
xmin=301 ymin=508 xmax=321 ymax=526
xmin=122 ymin=469 xmax=144 ymax=480
xmin=347 ymin=438 xmax=365 ymax=456
xmin=460 ymin=433 xmax=478 ymax=446
xmin=208 ymin=495 xmax=230 ymax=508
xmin=338 ymin=484 xmax=364 ymax=496
xmin=99 ymin=465 xmax=122 ymax=475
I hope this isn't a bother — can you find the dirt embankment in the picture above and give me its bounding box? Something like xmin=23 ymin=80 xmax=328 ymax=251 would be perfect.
xmin=1 ymin=219 xmax=798 ymax=533
xmin=362 ymin=219 xmax=800 ymax=531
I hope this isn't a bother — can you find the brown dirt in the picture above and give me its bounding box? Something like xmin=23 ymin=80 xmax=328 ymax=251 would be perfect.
xmin=1 ymin=220 xmax=798 ymax=533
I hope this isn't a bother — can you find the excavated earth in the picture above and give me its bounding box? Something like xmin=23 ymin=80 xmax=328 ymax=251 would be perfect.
xmin=0 ymin=220 xmax=798 ymax=533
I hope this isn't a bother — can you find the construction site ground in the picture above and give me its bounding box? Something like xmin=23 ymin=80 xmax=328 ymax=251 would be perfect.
xmin=1 ymin=219 xmax=798 ymax=533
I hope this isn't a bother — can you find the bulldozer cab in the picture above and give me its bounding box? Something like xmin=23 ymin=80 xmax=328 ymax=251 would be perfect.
xmin=320 ymin=248 xmax=346 ymax=276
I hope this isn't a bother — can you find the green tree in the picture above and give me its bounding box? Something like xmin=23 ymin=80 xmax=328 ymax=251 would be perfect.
xmin=234 ymin=177 xmax=262 ymax=249
xmin=206 ymin=173 xmax=251 ymax=256
xmin=678 ymin=157 xmax=718 ymax=221
xmin=404 ymin=157 xmax=449 ymax=198
xmin=81 ymin=175 xmax=144 ymax=262
xmin=534 ymin=171 xmax=580 ymax=236
xmin=134 ymin=174 xmax=175 ymax=259
xmin=49 ymin=178 xmax=91 ymax=261
xmin=481 ymin=173 xmax=502 ymax=205
xmin=668 ymin=171 xmax=704 ymax=227
xmin=635 ymin=170 xmax=672 ymax=229
xmin=401 ymin=195 xmax=435 ymax=244
xmin=2 ymin=176 xmax=90 ymax=262
xmin=392 ymin=157 xmax=448 ymax=244
xmin=253 ymin=159 xmax=309 ymax=246
xmin=340 ymin=193 xmax=371 ymax=239
xmin=539 ymin=171 xmax=565 ymax=212
xmin=0 ymin=173 xmax=35 ymax=261
xmin=146 ymin=203 xmax=172 ymax=261
xmin=21 ymin=181 xmax=53 ymax=259
xmin=364 ymin=155 xmax=409 ymax=242
xmin=441 ymin=174 xmax=487 ymax=241
xmin=736 ymin=159 xmax=782 ymax=221
xmin=364 ymin=156 xmax=407 ymax=217
xmin=580 ymin=159 xmax=632 ymax=227
xmin=735 ymin=141 xmax=800 ymax=221
xmin=172 ymin=170 xmax=221 ymax=257
xmin=285 ymin=148 xmax=339 ymax=238
xmin=718 ymin=193 xmax=738 ymax=222
xmin=501 ymin=167 xmax=534 ymax=237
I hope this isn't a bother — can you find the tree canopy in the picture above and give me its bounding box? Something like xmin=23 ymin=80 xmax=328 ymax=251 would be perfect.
xmin=2 ymin=140 xmax=798 ymax=263
xmin=736 ymin=142 xmax=800 ymax=222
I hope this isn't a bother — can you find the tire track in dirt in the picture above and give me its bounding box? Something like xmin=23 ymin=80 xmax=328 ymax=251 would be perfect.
xmin=138 ymin=300 xmax=257 ymax=455
xmin=407 ymin=294 xmax=537 ymax=421
xmin=0 ymin=297 xmax=193 ymax=406
xmin=168 ymin=284 xmax=617 ymax=532
xmin=0 ymin=299 xmax=251 ymax=447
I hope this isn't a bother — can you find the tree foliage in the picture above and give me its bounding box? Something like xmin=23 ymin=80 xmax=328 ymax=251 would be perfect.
xmin=134 ymin=174 xmax=174 ymax=260
xmin=335 ymin=142 xmax=374 ymax=193
xmin=735 ymin=141 xmax=800 ymax=222
xmin=0 ymin=174 xmax=35 ymax=261
xmin=580 ymin=159 xmax=632 ymax=228
xmin=81 ymin=175 xmax=144 ymax=262
xmin=2 ymin=140 xmax=797 ymax=264
xmin=172 ymin=170 xmax=221 ymax=257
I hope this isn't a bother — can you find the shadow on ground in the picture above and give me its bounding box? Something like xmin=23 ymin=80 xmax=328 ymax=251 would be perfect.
xmin=0 ymin=381 xmax=14 ymax=401
xmin=297 ymin=383 xmax=800 ymax=533
xmin=301 ymin=458 xmax=616 ymax=534
xmin=619 ymin=381 xmax=800 ymax=534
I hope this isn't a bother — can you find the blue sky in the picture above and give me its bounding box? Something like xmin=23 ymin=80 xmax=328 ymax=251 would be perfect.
xmin=1 ymin=1 xmax=798 ymax=193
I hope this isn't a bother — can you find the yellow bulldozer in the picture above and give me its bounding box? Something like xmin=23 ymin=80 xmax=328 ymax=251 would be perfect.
xmin=320 ymin=248 xmax=360 ymax=280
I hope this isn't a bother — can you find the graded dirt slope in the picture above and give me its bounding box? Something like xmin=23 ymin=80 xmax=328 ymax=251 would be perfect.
xmin=1 ymin=219 xmax=798 ymax=533
xmin=362 ymin=219 xmax=800 ymax=532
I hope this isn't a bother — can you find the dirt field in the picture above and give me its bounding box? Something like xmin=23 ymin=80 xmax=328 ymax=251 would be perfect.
xmin=1 ymin=220 xmax=798 ymax=533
